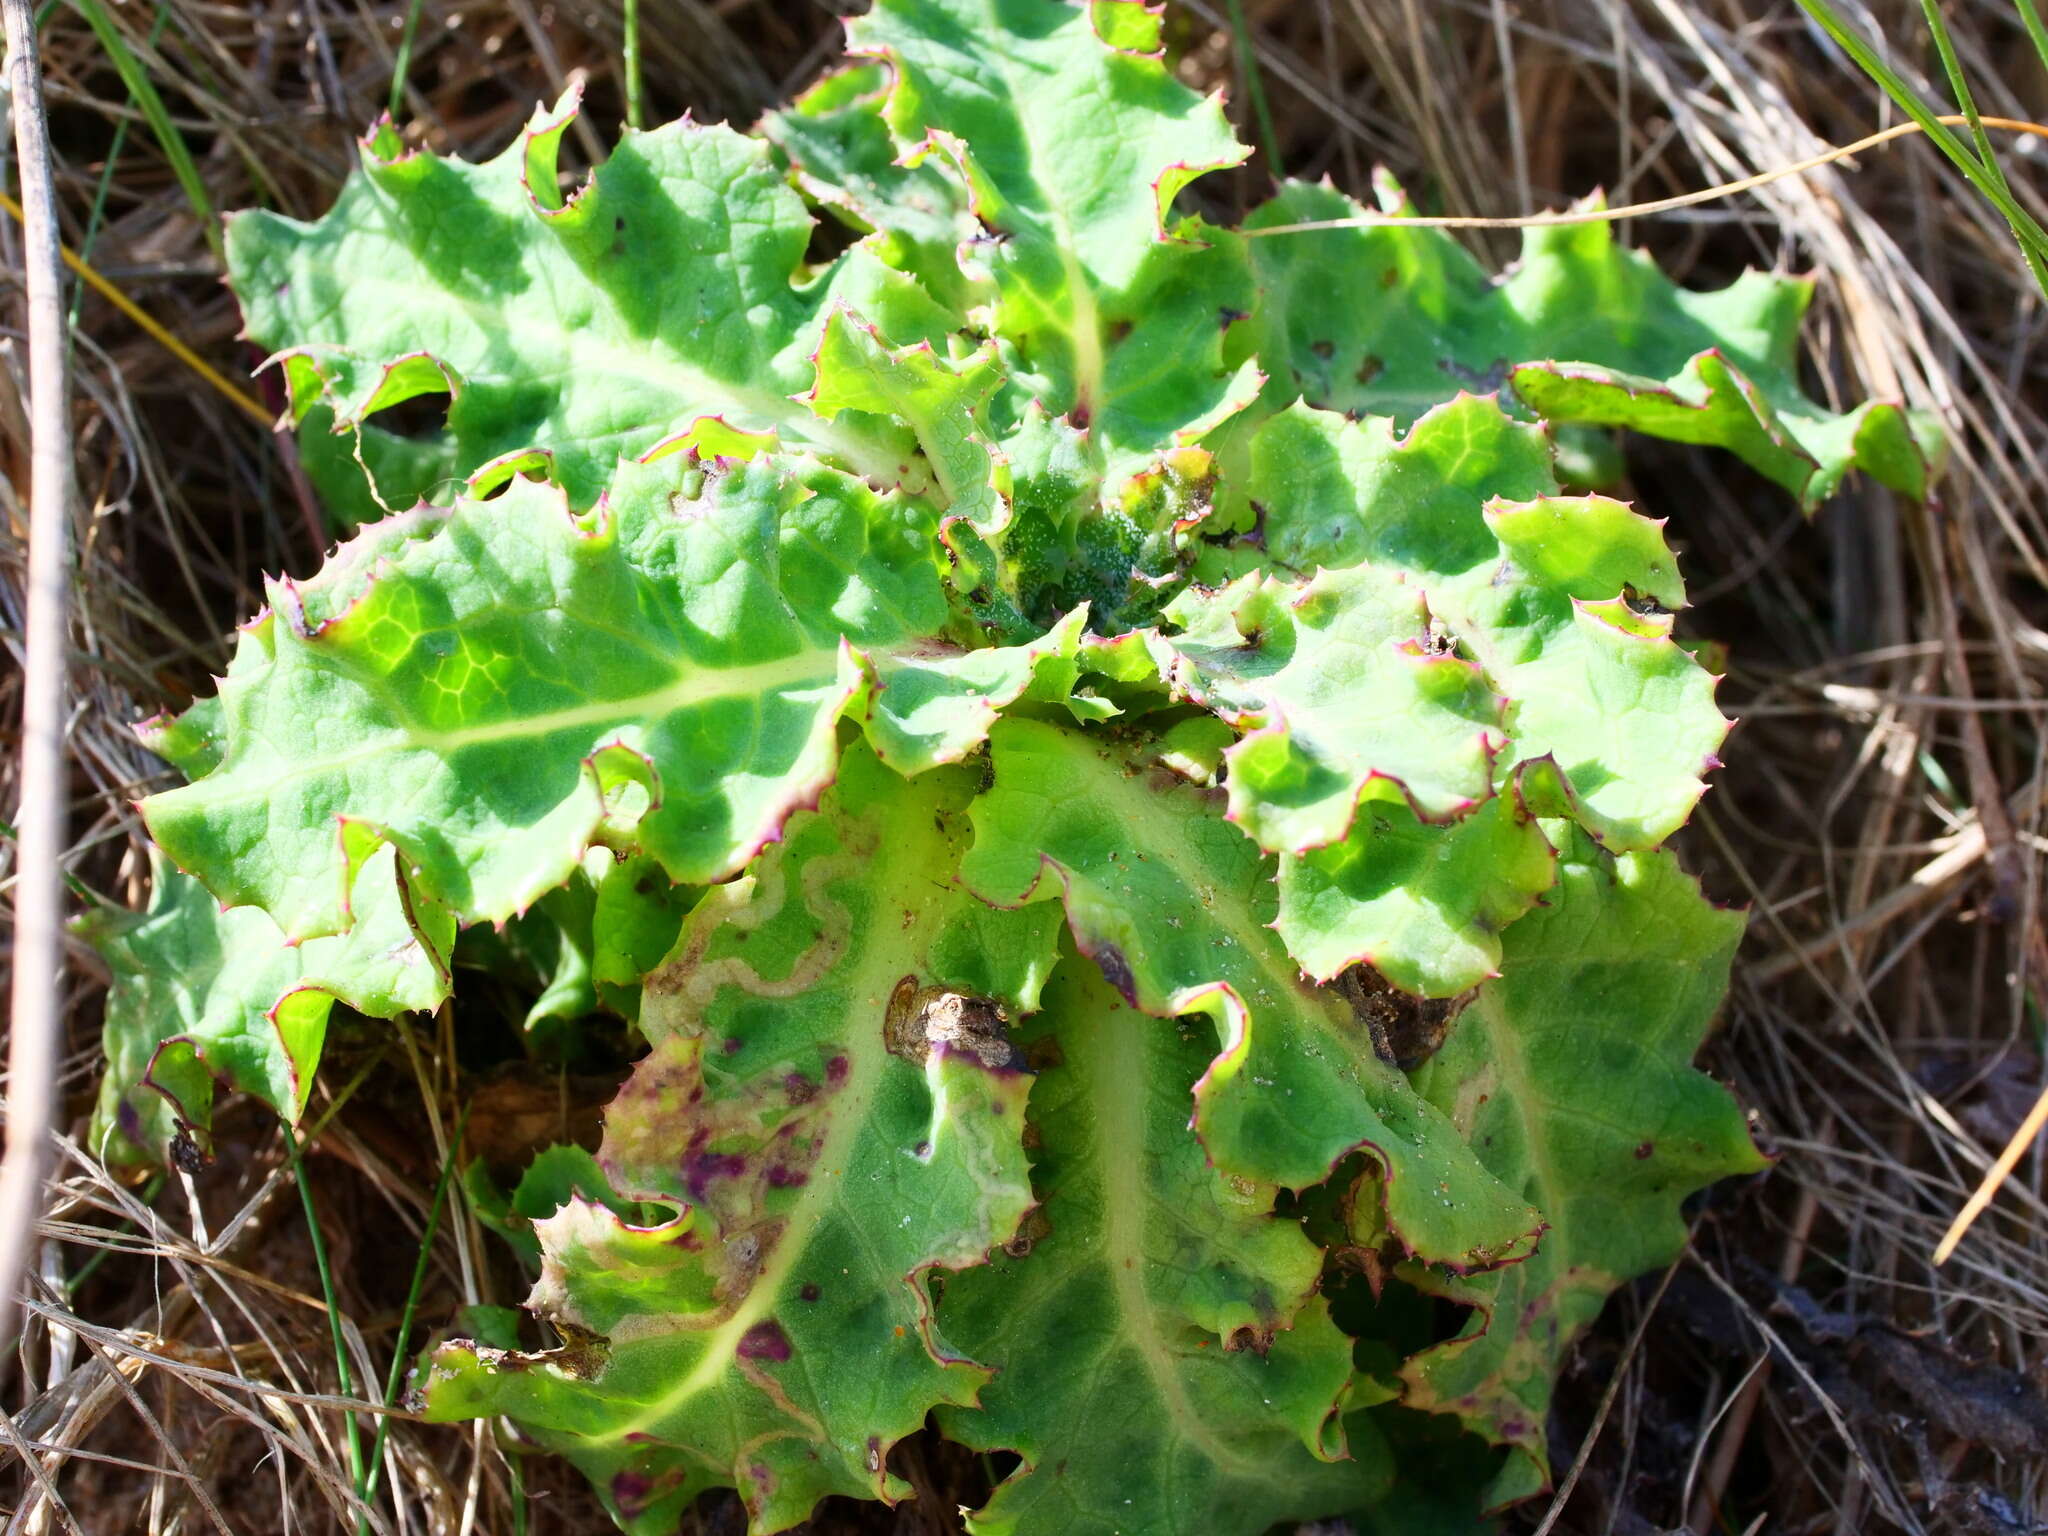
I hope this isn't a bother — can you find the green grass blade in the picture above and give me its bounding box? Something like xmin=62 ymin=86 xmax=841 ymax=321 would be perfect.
xmin=1795 ymin=0 xmax=2048 ymax=282
xmin=1222 ymin=0 xmax=1282 ymax=177
xmin=68 ymin=3 xmax=169 ymax=333
xmin=1914 ymin=0 xmax=2048 ymax=295
xmin=281 ymin=1124 xmax=367 ymax=1503
xmin=623 ymin=0 xmax=643 ymax=130
xmin=2019 ymin=0 xmax=2048 ymax=77
xmin=68 ymin=0 xmax=222 ymax=263
xmin=356 ymin=1100 xmax=472 ymax=1529
xmin=388 ymin=0 xmax=426 ymax=119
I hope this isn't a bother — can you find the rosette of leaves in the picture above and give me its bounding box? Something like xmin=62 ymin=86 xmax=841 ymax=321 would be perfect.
xmin=93 ymin=0 xmax=1937 ymax=1529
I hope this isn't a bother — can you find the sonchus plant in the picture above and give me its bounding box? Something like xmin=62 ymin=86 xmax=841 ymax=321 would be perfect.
xmin=88 ymin=1 xmax=1942 ymax=1530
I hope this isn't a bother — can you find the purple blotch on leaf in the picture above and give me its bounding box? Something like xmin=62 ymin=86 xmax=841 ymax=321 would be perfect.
xmin=737 ymin=1320 xmax=792 ymax=1361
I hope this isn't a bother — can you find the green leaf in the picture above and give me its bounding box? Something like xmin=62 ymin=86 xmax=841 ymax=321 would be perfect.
xmin=1242 ymin=179 xmax=1943 ymax=505
xmin=1397 ymin=832 xmax=1766 ymax=1509
xmin=136 ymin=692 xmax=225 ymax=780
xmin=1275 ymin=789 xmax=1556 ymax=996
xmin=1169 ymin=394 xmax=1724 ymax=993
xmin=469 ymin=1144 xmax=661 ymax=1270
xmin=233 ymin=93 xmax=936 ymax=513
xmin=1247 ymin=399 xmax=1729 ymax=854
xmin=939 ymin=956 xmax=1391 ymax=1536
xmin=421 ymin=746 xmax=1056 ymax=1533
xmin=763 ymin=61 xmax=985 ymax=322
xmin=960 ymin=716 xmax=1542 ymax=1270
xmin=808 ymin=305 xmax=1006 ymax=532
xmin=84 ymin=848 xmax=451 ymax=1165
xmin=1154 ymin=563 xmax=1508 ymax=849
xmin=848 ymin=0 xmax=1262 ymax=474
xmin=591 ymin=853 xmax=695 ymax=1017
xmin=512 ymin=875 xmax=600 ymax=1032
xmin=1238 ymin=392 xmax=1560 ymax=578
xmin=140 ymin=454 xmax=1085 ymax=940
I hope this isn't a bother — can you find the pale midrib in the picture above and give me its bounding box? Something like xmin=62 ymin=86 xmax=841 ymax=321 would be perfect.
xmin=598 ymin=1001 xmax=884 ymax=1441
xmin=412 ymin=647 xmax=837 ymax=753
xmin=349 ymin=272 xmax=903 ymax=483
xmin=998 ymin=78 xmax=1104 ymax=421
xmin=590 ymin=813 xmax=940 ymax=1445
xmin=1074 ymin=744 xmax=1306 ymax=1024
xmin=1092 ymin=1011 xmax=1267 ymax=1480
xmin=194 ymin=647 xmax=841 ymax=802
xmin=1471 ymin=992 xmax=1565 ymax=1245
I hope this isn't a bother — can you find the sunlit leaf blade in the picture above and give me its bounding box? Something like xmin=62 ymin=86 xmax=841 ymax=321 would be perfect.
xmin=136 ymin=692 xmax=224 ymax=780
xmin=1275 ymin=789 xmax=1556 ymax=996
xmin=1241 ymin=179 xmax=1943 ymax=504
xmin=140 ymin=454 xmax=1084 ymax=940
xmin=84 ymin=848 xmax=451 ymax=1165
xmin=809 ymin=305 xmax=1006 ymax=532
xmin=232 ymin=94 xmax=936 ymax=513
xmin=420 ymin=747 xmax=1056 ymax=1534
xmin=938 ymin=956 xmax=1391 ymax=1536
xmin=1236 ymin=393 xmax=1560 ymax=578
xmin=1247 ymin=399 xmax=1729 ymax=853
xmin=1397 ymin=831 xmax=1766 ymax=1508
xmin=591 ymin=852 xmax=696 ymax=1017
xmin=763 ymin=61 xmax=986 ymax=321
xmin=1177 ymin=394 xmax=1723 ymax=992
xmin=847 ymin=0 xmax=1261 ymax=474
xmin=1154 ymin=563 xmax=1507 ymax=849
xmin=959 ymin=716 xmax=1542 ymax=1270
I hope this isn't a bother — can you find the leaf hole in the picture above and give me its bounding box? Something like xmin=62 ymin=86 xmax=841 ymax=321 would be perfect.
xmin=362 ymin=389 xmax=451 ymax=442
xmin=802 ymin=210 xmax=861 ymax=269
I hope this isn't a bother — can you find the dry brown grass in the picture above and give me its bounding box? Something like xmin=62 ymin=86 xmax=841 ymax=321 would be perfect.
xmin=2 ymin=1 xmax=2045 ymax=1532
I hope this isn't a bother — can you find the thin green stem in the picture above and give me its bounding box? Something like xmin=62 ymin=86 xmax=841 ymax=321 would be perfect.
xmin=357 ymin=1100 xmax=473 ymax=1529
xmin=66 ymin=0 xmax=221 ymax=262
xmin=1795 ymin=0 xmax=2048 ymax=287
xmin=0 ymin=817 xmax=103 ymax=906
xmin=2019 ymin=0 xmax=2048 ymax=78
xmin=1914 ymin=0 xmax=2048 ymax=295
xmin=622 ymin=0 xmax=642 ymax=131
xmin=388 ymin=0 xmax=425 ymax=119
xmin=509 ymin=1445 xmax=529 ymax=1536
xmin=68 ymin=3 xmax=170 ymax=334
xmin=1221 ymin=0 xmax=1282 ymax=178
xmin=281 ymin=1124 xmax=367 ymax=1499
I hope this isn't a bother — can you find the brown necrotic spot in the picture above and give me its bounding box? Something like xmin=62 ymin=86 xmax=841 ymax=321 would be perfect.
xmin=1003 ymin=1205 xmax=1052 ymax=1258
xmin=799 ymin=1282 xmax=821 ymax=1302
xmin=1331 ymin=966 xmax=1465 ymax=1071
xmin=884 ymin=977 xmax=1023 ymax=1071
